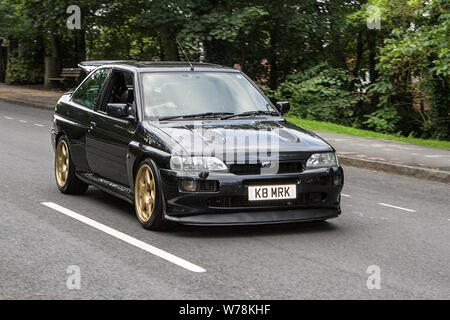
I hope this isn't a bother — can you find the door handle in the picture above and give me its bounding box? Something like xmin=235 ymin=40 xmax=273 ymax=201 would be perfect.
xmin=88 ymin=121 xmax=96 ymax=132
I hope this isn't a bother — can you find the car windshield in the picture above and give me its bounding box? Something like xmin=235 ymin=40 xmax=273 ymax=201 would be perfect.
xmin=141 ymin=72 xmax=277 ymax=119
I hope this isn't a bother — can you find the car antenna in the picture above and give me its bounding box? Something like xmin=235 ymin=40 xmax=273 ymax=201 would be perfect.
xmin=176 ymin=38 xmax=194 ymax=71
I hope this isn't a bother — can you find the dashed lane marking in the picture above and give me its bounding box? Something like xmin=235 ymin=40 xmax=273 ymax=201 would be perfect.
xmin=378 ymin=202 xmax=416 ymax=213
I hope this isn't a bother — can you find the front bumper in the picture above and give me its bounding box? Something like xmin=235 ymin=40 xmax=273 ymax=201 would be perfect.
xmin=164 ymin=207 xmax=339 ymax=226
xmin=160 ymin=166 xmax=343 ymax=226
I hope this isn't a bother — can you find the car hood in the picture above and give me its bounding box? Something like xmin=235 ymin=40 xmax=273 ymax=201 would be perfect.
xmin=147 ymin=118 xmax=333 ymax=160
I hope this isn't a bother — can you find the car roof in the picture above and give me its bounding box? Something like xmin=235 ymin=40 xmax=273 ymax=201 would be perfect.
xmin=78 ymin=60 xmax=239 ymax=73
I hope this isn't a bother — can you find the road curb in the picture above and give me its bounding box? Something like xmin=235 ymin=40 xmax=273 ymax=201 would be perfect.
xmin=338 ymin=155 xmax=450 ymax=184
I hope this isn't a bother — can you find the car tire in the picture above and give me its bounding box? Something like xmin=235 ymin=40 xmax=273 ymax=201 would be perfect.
xmin=134 ymin=159 xmax=166 ymax=230
xmin=55 ymin=136 xmax=89 ymax=194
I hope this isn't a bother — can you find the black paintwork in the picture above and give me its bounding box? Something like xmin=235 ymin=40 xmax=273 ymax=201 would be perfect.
xmin=52 ymin=61 xmax=343 ymax=226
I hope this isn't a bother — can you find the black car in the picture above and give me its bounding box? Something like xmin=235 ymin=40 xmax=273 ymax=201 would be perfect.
xmin=52 ymin=61 xmax=343 ymax=229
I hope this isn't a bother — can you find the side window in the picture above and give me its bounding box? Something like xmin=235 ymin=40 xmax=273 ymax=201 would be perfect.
xmin=125 ymin=72 xmax=137 ymax=118
xmin=103 ymin=70 xmax=136 ymax=118
xmin=72 ymin=69 xmax=110 ymax=109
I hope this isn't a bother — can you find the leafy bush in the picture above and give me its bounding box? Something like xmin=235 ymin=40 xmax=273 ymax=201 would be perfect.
xmin=363 ymin=107 xmax=401 ymax=134
xmin=270 ymin=63 xmax=361 ymax=126
xmin=368 ymin=0 xmax=450 ymax=140
xmin=5 ymin=56 xmax=44 ymax=85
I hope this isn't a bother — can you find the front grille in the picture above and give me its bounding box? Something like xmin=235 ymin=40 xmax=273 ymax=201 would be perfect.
xmin=207 ymin=192 xmax=325 ymax=208
xmin=279 ymin=161 xmax=304 ymax=173
xmin=230 ymin=163 xmax=260 ymax=175
xmin=229 ymin=161 xmax=304 ymax=175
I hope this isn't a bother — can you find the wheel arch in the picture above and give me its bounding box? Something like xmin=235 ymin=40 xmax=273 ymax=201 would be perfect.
xmin=127 ymin=141 xmax=171 ymax=191
xmin=55 ymin=130 xmax=66 ymax=147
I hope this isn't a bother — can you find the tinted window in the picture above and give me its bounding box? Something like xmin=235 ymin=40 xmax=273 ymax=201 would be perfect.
xmin=72 ymin=69 xmax=110 ymax=109
xmin=103 ymin=70 xmax=136 ymax=117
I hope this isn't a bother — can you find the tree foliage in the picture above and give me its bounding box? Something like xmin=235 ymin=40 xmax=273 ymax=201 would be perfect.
xmin=0 ymin=0 xmax=448 ymax=140
xmin=271 ymin=63 xmax=361 ymax=126
xmin=368 ymin=0 xmax=449 ymax=138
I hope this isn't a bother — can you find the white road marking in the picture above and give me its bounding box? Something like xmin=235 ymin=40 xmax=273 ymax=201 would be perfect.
xmin=341 ymin=194 xmax=351 ymax=197
xmin=33 ymin=123 xmax=44 ymax=127
xmin=4 ymin=116 xmax=14 ymax=120
xmin=19 ymin=120 xmax=27 ymax=123
xmin=425 ymin=155 xmax=442 ymax=158
xmin=378 ymin=202 xmax=416 ymax=213
xmin=41 ymin=202 xmax=206 ymax=273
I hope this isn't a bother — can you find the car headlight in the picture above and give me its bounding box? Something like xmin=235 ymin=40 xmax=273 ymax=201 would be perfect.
xmin=306 ymin=152 xmax=338 ymax=169
xmin=170 ymin=156 xmax=228 ymax=172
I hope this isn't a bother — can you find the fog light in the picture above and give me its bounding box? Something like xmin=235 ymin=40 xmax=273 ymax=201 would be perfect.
xmin=181 ymin=180 xmax=198 ymax=192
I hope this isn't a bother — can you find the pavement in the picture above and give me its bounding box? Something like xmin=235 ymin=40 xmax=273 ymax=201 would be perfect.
xmin=0 ymin=83 xmax=64 ymax=110
xmin=0 ymin=82 xmax=449 ymax=183
xmin=0 ymin=101 xmax=449 ymax=299
xmin=319 ymin=132 xmax=450 ymax=183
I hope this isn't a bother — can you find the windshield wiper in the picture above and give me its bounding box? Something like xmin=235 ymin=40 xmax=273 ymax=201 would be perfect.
xmin=220 ymin=110 xmax=279 ymax=120
xmin=159 ymin=112 xmax=234 ymax=121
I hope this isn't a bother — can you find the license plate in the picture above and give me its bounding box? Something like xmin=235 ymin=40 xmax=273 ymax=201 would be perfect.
xmin=248 ymin=184 xmax=297 ymax=201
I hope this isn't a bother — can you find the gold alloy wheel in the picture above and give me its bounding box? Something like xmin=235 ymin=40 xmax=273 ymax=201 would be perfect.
xmin=135 ymin=164 xmax=156 ymax=223
xmin=55 ymin=140 xmax=70 ymax=187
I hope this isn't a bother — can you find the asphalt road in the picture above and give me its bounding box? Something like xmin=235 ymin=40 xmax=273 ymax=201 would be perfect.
xmin=1 ymin=101 xmax=449 ymax=299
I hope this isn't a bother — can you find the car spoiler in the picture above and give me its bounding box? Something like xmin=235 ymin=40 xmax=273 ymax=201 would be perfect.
xmin=78 ymin=60 xmax=134 ymax=73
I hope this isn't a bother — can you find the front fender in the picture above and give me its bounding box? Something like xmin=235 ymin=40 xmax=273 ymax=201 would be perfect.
xmin=127 ymin=141 xmax=171 ymax=191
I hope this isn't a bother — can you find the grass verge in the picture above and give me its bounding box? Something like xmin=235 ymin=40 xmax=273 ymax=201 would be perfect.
xmin=286 ymin=117 xmax=450 ymax=150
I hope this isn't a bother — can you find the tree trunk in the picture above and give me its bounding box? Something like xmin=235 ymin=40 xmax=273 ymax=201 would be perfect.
xmin=325 ymin=2 xmax=347 ymax=70
xmin=329 ymin=20 xmax=347 ymax=69
xmin=74 ymin=30 xmax=86 ymax=64
xmin=268 ymin=21 xmax=280 ymax=90
xmin=367 ymin=30 xmax=378 ymax=84
xmin=352 ymin=29 xmax=364 ymax=78
xmin=428 ymin=75 xmax=450 ymax=140
xmin=159 ymin=25 xmax=179 ymax=61
xmin=367 ymin=29 xmax=379 ymax=109
xmin=349 ymin=28 xmax=364 ymax=92
xmin=0 ymin=43 xmax=7 ymax=82
xmin=44 ymin=33 xmax=61 ymax=88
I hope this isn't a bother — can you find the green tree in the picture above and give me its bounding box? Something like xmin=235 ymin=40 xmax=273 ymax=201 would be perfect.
xmin=369 ymin=0 xmax=449 ymax=138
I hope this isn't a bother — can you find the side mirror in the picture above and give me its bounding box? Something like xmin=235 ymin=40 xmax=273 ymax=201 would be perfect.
xmin=106 ymin=103 xmax=128 ymax=118
xmin=276 ymin=101 xmax=290 ymax=115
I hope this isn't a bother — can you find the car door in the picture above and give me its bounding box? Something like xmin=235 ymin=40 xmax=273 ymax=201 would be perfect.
xmin=85 ymin=69 xmax=138 ymax=186
xmin=66 ymin=68 xmax=111 ymax=171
